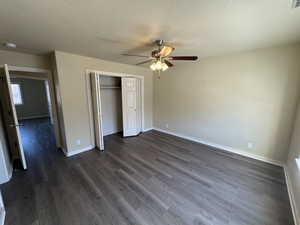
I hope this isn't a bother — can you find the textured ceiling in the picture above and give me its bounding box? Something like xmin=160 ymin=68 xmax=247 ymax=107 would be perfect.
xmin=1 ymin=0 xmax=300 ymax=66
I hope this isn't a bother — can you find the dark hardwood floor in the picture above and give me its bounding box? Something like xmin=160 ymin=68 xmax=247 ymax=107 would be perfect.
xmin=1 ymin=119 xmax=294 ymax=225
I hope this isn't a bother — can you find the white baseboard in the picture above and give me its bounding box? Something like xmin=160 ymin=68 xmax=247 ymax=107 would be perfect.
xmin=153 ymin=127 xmax=284 ymax=167
xmin=61 ymin=145 xmax=94 ymax=157
xmin=19 ymin=114 xmax=50 ymax=120
xmin=284 ymin=165 xmax=300 ymax=225
xmin=103 ymin=129 xmax=123 ymax=136
xmin=143 ymin=127 xmax=153 ymax=132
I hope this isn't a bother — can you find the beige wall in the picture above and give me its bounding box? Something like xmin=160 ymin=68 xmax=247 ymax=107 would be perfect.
xmin=0 ymin=49 xmax=51 ymax=69
xmin=11 ymin=78 xmax=50 ymax=120
xmin=54 ymin=51 xmax=153 ymax=153
xmin=154 ymin=44 xmax=300 ymax=163
xmin=287 ymin=100 xmax=300 ymax=223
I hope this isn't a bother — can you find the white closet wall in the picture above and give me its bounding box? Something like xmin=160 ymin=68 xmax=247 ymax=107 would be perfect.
xmin=100 ymin=76 xmax=123 ymax=136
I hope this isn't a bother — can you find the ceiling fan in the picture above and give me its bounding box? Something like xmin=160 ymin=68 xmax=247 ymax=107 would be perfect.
xmin=122 ymin=40 xmax=198 ymax=72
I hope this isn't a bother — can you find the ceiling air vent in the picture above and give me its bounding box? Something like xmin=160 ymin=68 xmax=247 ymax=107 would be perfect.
xmin=292 ymin=0 xmax=300 ymax=8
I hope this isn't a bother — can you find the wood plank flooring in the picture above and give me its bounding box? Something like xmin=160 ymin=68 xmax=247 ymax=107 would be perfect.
xmin=1 ymin=118 xmax=294 ymax=225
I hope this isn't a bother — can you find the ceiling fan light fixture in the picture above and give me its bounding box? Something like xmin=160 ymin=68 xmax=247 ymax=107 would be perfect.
xmin=150 ymin=62 xmax=157 ymax=71
xmin=155 ymin=60 xmax=163 ymax=70
xmin=150 ymin=60 xmax=169 ymax=71
xmin=124 ymin=39 xmax=198 ymax=72
xmin=161 ymin=62 xmax=168 ymax=71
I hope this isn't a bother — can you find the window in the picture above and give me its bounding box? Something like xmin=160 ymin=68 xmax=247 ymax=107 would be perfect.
xmin=11 ymin=84 xmax=23 ymax=105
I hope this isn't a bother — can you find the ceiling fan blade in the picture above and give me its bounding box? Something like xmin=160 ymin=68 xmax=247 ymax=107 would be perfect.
xmin=168 ymin=56 xmax=198 ymax=61
xmin=122 ymin=53 xmax=150 ymax=58
xmin=164 ymin=60 xmax=174 ymax=67
xmin=136 ymin=59 xmax=153 ymax=65
xmin=123 ymin=39 xmax=157 ymax=55
xmin=158 ymin=46 xmax=175 ymax=57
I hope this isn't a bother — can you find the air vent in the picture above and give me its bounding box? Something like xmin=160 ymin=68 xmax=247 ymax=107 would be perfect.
xmin=292 ymin=0 xmax=300 ymax=8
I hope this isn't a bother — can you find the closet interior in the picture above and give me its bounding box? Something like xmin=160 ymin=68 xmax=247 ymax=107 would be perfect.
xmin=99 ymin=75 xmax=123 ymax=136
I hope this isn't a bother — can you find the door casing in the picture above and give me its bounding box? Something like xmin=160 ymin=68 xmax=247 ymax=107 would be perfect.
xmin=6 ymin=65 xmax=62 ymax=149
xmin=87 ymin=70 xmax=144 ymax=150
xmin=0 ymin=64 xmax=64 ymax=172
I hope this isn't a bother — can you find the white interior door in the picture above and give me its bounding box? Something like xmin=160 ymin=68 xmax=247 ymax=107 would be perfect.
xmin=90 ymin=73 xmax=104 ymax=150
xmin=122 ymin=77 xmax=140 ymax=137
xmin=44 ymin=81 xmax=53 ymax=124
xmin=0 ymin=65 xmax=27 ymax=169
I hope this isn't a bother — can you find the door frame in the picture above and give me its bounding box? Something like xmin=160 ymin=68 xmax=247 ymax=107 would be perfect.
xmin=2 ymin=65 xmax=62 ymax=148
xmin=10 ymin=76 xmax=53 ymax=122
xmin=86 ymin=69 xmax=144 ymax=149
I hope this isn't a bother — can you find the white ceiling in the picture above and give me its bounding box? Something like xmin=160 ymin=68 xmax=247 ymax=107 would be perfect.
xmin=1 ymin=0 xmax=300 ymax=65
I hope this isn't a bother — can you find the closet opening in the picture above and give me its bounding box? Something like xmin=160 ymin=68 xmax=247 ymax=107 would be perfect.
xmin=99 ymin=76 xmax=123 ymax=137
xmin=90 ymin=71 xmax=144 ymax=151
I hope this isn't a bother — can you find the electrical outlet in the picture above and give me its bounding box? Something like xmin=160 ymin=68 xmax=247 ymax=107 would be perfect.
xmin=76 ymin=139 xmax=81 ymax=145
xmin=247 ymin=142 xmax=253 ymax=149
xmin=296 ymin=157 xmax=300 ymax=171
xmin=166 ymin=124 xmax=169 ymax=128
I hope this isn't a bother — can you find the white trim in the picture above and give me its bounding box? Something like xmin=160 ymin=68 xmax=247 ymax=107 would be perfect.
xmin=18 ymin=114 xmax=50 ymax=120
xmin=0 ymin=191 xmax=5 ymax=225
xmin=143 ymin=127 xmax=153 ymax=132
xmin=6 ymin=167 xmax=12 ymax=183
xmin=296 ymin=157 xmax=300 ymax=171
xmin=0 ymin=209 xmax=5 ymax=225
xmin=61 ymin=145 xmax=94 ymax=157
xmin=6 ymin=66 xmax=50 ymax=74
xmin=0 ymin=167 xmax=12 ymax=185
xmin=90 ymin=73 xmax=104 ymax=150
xmin=85 ymin=70 xmax=96 ymax=150
xmin=0 ymin=138 xmax=13 ymax=184
xmin=3 ymin=65 xmax=62 ymax=148
xmin=0 ymin=155 xmax=13 ymax=184
xmin=153 ymin=127 xmax=284 ymax=167
xmin=284 ymin=165 xmax=300 ymax=225
xmin=10 ymin=75 xmax=48 ymax=81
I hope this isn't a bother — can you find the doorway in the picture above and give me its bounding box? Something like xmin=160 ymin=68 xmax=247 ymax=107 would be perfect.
xmin=89 ymin=71 xmax=144 ymax=151
xmin=10 ymin=77 xmax=56 ymax=166
xmin=99 ymin=76 xmax=123 ymax=136
xmin=0 ymin=65 xmax=61 ymax=170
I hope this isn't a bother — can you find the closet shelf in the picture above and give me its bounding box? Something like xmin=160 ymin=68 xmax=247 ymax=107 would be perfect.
xmin=100 ymin=85 xmax=121 ymax=89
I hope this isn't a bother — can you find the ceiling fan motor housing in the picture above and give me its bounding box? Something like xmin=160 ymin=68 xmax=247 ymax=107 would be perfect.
xmin=151 ymin=50 xmax=160 ymax=58
xmin=155 ymin=39 xmax=164 ymax=46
